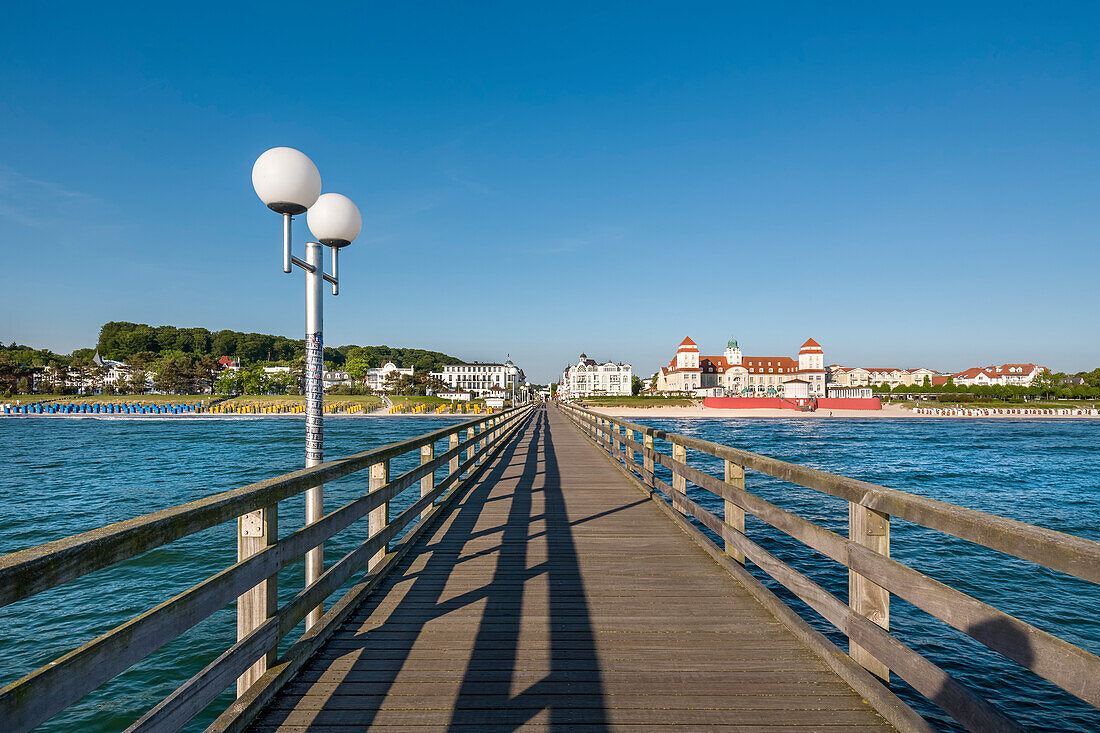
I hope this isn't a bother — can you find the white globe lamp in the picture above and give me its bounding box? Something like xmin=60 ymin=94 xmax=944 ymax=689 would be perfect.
xmin=252 ymin=147 xmax=322 ymax=215
xmin=307 ymin=193 xmax=362 ymax=248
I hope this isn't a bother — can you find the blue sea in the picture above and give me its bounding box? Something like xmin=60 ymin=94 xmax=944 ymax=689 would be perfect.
xmin=637 ymin=417 xmax=1099 ymax=733
xmin=0 ymin=415 xmax=1097 ymax=731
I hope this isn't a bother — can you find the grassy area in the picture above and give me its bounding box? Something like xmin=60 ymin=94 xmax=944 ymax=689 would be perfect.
xmin=577 ymin=396 xmax=698 ymax=408
xmin=6 ymin=394 xmax=213 ymax=406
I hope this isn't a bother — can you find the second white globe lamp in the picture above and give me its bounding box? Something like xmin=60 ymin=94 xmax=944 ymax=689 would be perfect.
xmin=307 ymin=193 xmax=362 ymax=248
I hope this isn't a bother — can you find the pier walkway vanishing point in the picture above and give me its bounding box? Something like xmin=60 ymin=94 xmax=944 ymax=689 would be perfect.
xmin=0 ymin=403 xmax=1097 ymax=731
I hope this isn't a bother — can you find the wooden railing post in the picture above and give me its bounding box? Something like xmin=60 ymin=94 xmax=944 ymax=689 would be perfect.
xmin=643 ymin=431 xmax=655 ymax=486
xmin=849 ymin=503 xmax=891 ymax=680
xmin=449 ymin=432 xmax=460 ymax=477
xmin=236 ymin=506 xmax=276 ymax=696
xmin=420 ymin=443 xmax=434 ymax=517
xmin=672 ymin=442 xmax=687 ymax=514
xmin=368 ymin=459 xmax=390 ymax=571
xmin=612 ymin=423 xmax=621 ymax=460
xmin=723 ymin=460 xmax=746 ymax=565
xmin=466 ymin=426 xmax=475 ymax=473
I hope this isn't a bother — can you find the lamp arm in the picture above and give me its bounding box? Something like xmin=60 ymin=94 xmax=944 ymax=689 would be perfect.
xmin=323 ymin=247 xmax=339 ymax=295
xmin=290 ymin=255 xmax=315 ymax=273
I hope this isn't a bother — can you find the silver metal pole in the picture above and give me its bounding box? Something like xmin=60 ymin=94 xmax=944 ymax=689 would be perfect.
xmin=304 ymin=241 xmax=324 ymax=629
xmin=282 ymin=213 xmax=293 ymax=273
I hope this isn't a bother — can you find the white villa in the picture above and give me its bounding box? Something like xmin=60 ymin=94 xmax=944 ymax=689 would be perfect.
xmin=559 ymin=354 xmax=633 ymax=398
xmin=656 ymin=337 xmax=826 ymax=398
xmin=431 ymin=360 xmax=524 ymax=398
xmin=93 ymin=352 xmax=133 ymax=391
xmin=363 ymin=362 xmax=414 ymax=393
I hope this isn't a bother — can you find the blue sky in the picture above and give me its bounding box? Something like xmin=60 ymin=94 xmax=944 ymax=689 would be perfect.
xmin=2 ymin=2 xmax=1098 ymax=382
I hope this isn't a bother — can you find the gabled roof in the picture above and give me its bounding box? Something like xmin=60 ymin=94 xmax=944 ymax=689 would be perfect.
xmin=677 ymin=337 xmax=699 ymax=352
xmin=799 ymin=338 xmax=822 ymax=352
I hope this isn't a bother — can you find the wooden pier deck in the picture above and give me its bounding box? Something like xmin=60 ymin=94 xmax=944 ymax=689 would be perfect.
xmin=250 ymin=407 xmax=895 ymax=731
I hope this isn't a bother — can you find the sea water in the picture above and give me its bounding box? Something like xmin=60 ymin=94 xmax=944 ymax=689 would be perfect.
xmin=0 ymin=416 xmax=1096 ymax=731
xmin=637 ymin=417 xmax=1099 ymax=733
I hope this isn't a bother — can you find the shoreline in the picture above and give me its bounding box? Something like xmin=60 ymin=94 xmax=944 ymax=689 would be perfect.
xmin=0 ymin=411 xmax=479 ymax=420
xmin=583 ymin=405 xmax=1100 ymax=420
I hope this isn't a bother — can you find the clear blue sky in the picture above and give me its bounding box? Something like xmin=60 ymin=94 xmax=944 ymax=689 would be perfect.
xmin=2 ymin=2 xmax=1098 ymax=382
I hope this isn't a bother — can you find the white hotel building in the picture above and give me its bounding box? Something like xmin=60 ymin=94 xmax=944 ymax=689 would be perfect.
xmin=656 ymin=337 xmax=826 ymax=397
xmin=431 ymin=360 xmax=524 ymax=397
xmin=559 ymin=354 xmax=633 ymax=398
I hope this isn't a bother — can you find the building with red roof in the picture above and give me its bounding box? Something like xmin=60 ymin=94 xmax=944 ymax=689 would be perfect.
xmin=656 ymin=337 xmax=826 ymax=397
xmin=827 ymin=365 xmax=938 ymax=388
xmin=951 ymin=364 xmax=1046 ymax=387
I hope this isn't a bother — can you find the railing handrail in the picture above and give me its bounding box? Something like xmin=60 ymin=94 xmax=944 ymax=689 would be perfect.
xmin=0 ymin=405 xmax=529 ymax=609
xmin=0 ymin=404 xmax=536 ymax=733
xmin=560 ymin=403 xmax=1100 ymax=583
xmin=558 ymin=402 xmax=1099 ymax=733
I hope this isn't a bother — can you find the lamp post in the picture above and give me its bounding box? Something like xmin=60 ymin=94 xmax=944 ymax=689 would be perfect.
xmin=252 ymin=147 xmax=362 ymax=630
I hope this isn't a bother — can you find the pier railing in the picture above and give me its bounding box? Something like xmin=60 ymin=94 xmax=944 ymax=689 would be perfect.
xmin=0 ymin=403 xmax=534 ymax=732
xmin=559 ymin=402 xmax=1100 ymax=733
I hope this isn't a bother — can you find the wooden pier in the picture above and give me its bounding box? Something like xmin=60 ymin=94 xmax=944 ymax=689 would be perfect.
xmin=0 ymin=402 xmax=1097 ymax=732
xmin=251 ymin=407 xmax=894 ymax=731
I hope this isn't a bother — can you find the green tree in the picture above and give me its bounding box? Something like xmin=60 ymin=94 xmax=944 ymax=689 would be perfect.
xmin=631 ymin=375 xmax=644 ymax=395
xmin=214 ymin=371 xmax=239 ymax=395
xmin=344 ymin=354 xmax=373 ymax=380
xmin=154 ymin=356 xmax=192 ymax=394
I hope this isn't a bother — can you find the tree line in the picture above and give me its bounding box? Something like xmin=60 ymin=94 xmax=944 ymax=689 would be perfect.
xmin=1 ymin=322 xmax=467 ymax=397
xmin=96 ymin=321 xmax=462 ymax=372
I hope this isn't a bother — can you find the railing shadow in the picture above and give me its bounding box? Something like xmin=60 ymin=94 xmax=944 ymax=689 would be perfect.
xmin=447 ymin=408 xmax=609 ymax=729
xmin=261 ymin=406 xmax=608 ymax=730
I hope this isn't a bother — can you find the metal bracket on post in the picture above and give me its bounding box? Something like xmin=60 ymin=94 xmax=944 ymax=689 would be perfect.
xmin=240 ymin=511 xmax=264 ymax=538
xmin=865 ymin=509 xmax=888 ymax=537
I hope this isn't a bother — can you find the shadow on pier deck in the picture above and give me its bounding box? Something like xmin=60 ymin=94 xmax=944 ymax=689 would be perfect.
xmin=250 ymin=408 xmax=895 ymax=731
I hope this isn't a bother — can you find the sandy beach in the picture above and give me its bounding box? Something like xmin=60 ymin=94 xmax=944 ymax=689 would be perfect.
xmin=585 ymin=404 xmax=1100 ymax=420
